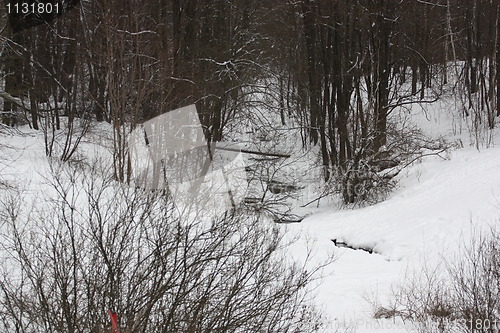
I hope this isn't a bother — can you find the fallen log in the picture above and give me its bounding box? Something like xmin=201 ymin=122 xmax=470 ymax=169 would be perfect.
xmin=214 ymin=145 xmax=290 ymax=159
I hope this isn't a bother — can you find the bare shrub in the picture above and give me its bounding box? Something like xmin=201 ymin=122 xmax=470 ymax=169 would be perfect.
xmin=371 ymin=261 xmax=456 ymax=333
xmin=329 ymin=124 xmax=450 ymax=207
xmin=448 ymin=227 xmax=500 ymax=332
xmin=371 ymin=226 xmax=500 ymax=333
xmin=0 ymin=159 xmax=333 ymax=332
xmin=42 ymin=116 xmax=92 ymax=162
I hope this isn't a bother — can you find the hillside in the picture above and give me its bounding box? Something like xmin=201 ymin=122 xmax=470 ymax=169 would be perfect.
xmin=1 ymin=92 xmax=499 ymax=332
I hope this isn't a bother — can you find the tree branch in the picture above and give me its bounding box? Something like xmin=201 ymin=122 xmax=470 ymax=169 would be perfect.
xmin=0 ymin=91 xmax=30 ymax=111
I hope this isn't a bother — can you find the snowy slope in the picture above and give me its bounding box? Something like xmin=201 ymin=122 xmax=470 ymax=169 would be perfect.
xmin=1 ymin=96 xmax=499 ymax=332
xmin=284 ymin=103 xmax=500 ymax=332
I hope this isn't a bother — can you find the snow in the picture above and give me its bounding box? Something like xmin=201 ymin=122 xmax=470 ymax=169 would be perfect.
xmin=1 ymin=94 xmax=499 ymax=332
xmin=286 ymin=143 xmax=499 ymax=328
xmin=282 ymin=102 xmax=500 ymax=332
xmin=302 ymin=147 xmax=500 ymax=260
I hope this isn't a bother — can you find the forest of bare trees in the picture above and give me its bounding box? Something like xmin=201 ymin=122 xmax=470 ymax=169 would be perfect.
xmin=1 ymin=2 xmax=500 ymax=332
xmin=1 ymin=0 xmax=499 ymax=201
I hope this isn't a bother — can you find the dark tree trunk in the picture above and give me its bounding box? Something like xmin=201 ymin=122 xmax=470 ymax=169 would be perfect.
xmin=301 ymin=0 xmax=320 ymax=144
xmin=2 ymin=34 xmax=24 ymax=126
xmin=372 ymin=0 xmax=392 ymax=151
xmin=497 ymin=4 xmax=500 ymax=116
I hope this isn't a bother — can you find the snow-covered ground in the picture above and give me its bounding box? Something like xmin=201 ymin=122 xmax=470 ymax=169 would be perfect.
xmin=284 ymin=101 xmax=500 ymax=332
xmin=286 ymin=143 xmax=500 ymax=332
xmin=0 ymin=95 xmax=499 ymax=332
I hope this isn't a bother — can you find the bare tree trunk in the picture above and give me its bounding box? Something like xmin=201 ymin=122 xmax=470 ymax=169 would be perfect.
xmin=301 ymin=0 xmax=320 ymax=145
xmin=372 ymin=0 xmax=392 ymax=152
xmin=496 ymin=4 xmax=500 ymax=117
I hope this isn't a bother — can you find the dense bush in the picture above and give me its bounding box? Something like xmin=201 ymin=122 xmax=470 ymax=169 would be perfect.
xmin=0 ymin=160 xmax=332 ymax=332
